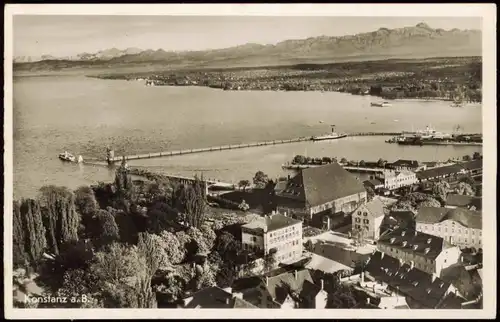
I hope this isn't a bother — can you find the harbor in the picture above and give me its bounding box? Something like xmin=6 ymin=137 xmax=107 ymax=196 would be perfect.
xmin=97 ymin=131 xmax=410 ymax=163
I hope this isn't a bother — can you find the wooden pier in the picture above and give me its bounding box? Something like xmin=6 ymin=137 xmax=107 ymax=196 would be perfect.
xmin=97 ymin=131 xmax=479 ymax=163
xmin=106 ymin=137 xmax=313 ymax=162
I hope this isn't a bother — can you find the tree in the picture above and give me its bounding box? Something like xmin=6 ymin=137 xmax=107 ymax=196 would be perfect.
xmin=90 ymin=243 xmax=155 ymax=308
xmin=238 ymin=199 xmax=250 ymax=211
xmin=137 ymin=232 xmax=164 ymax=277
xmin=472 ymin=152 xmax=482 ymax=160
xmin=146 ymin=202 xmax=179 ymax=234
xmin=292 ymin=155 xmax=307 ymax=165
xmin=377 ymin=158 xmax=387 ymax=168
xmin=462 ymin=155 xmax=472 ymax=162
xmin=304 ymin=240 xmax=314 ymax=252
xmin=13 ymin=199 xmax=47 ymax=270
xmin=74 ymin=186 xmax=99 ymax=218
xmin=431 ymin=180 xmax=451 ymax=204
xmin=322 ymin=157 xmax=332 ymax=164
xmin=13 ymin=201 xmax=29 ymax=269
xmin=359 ymin=160 xmax=366 ymax=167
xmin=455 ymin=182 xmax=475 ymax=196
xmin=93 ymin=210 xmax=120 ymax=248
xmin=39 ymin=186 xmax=81 ymax=255
xmin=159 ymin=231 xmax=186 ymax=265
xmin=392 ymin=192 xmax=441 ymax=212
xmin=173 ymin=178 xmax=208 ymax=229
xmin=57 ymin=268 xmax=102 ymax=308
xmin=253 ymin=171 xmax=270 ymax=189
xmin=238 ymin=180 xmax=250 ymax=192
xmin=186 ymin=226 xmax=216 ymax=256
xmin=340 ymin=158 xmax=348 ymax=164
xmin=263 ymin=248 xmax=278 ymax=272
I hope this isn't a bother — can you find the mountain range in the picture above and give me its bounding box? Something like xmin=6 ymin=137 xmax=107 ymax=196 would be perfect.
xmin=13 ymin=23 xmax=482 ymax=71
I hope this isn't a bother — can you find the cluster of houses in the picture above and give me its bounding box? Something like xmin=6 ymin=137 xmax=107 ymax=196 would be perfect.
xmin=180 ymin=159 xmax=483 ymax=309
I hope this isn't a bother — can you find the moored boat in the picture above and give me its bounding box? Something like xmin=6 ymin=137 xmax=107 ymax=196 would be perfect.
xmin=371 ymin=101 xmax=392 ymax=107
xmin=59 ymin=151 xmax=76 ymax=162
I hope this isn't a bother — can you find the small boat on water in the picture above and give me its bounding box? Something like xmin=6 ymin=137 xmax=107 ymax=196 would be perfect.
xmin=371 ymin=101 xmax=392 ymax=107
xmin=312 ymin=125 xmax=348 ymax=142
xmin=59 ymin=151 xmax=76 ymax=162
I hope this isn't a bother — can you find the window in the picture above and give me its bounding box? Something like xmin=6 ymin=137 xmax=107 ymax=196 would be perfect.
xmin=363 ymin=219 xmax=369 ymax=224
xmin=363 ymin=212 xmax=368 ymax=217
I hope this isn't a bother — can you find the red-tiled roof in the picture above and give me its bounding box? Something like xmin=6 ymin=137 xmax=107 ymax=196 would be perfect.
xmin=277 ymin=163 xmax=366 ymax=208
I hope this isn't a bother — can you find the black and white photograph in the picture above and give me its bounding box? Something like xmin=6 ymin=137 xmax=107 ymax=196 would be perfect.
xmin=3 ymin=4 xmax=496 ymax=319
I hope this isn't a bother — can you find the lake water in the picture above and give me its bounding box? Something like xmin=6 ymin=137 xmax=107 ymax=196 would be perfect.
xmin=12 ymin=75 xmax=482 ymax=199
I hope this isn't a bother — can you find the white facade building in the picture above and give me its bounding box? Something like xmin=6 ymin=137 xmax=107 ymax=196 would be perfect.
xmin=241 ymin=213 xmax=303 ymax=263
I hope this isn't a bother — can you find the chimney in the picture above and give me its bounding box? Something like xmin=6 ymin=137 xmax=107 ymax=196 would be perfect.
xmin=399 ymin=258 xmax=404 ymax=267
xmin=266 ymin=276 xmax=269 ymax=286
xmin=361 ymin=271 xmax=365 ymax=284
xmin=410 ymin=261 xmax=414 ymax=269
xmin=380 ymin=252 xmax=385 ymax=259
xmin=320 ymin=279 xmax=324 ymax=291
xmin=366 ymin=297 xmax=371 ymax=304
xmin=294 ymin=270 xmax=298 ymax=280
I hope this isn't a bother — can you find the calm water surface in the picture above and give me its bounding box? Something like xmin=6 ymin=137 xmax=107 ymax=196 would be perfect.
xmin=13 ymin=75 xmax=482 ymax=199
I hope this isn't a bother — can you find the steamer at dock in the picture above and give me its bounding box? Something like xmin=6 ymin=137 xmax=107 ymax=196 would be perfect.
xmin=311 ymin=125 xmax=348 ymax=141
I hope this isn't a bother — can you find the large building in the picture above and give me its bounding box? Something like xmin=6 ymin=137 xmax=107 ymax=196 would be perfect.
xmin=362 ymin=251 xmax=461 ymax=309
xmin=376 ymin=170 xmax=418 ymax=191
xmin=351 ymin=197 xmax=389 ymax=241
xmin=241 ymin=213 xmax=303 ymax=263
xmin=275 ymin=163 xmax=367 ymax=230
xmin=377 ymin=228 xmax=461 ymax=276
xmin=416 ymin=207 xmax=482 ymax=249
xmin=416 ymin=159 xmax=482 ymax=183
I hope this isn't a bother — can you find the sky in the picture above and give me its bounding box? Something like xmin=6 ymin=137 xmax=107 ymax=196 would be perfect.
xmin=13 ymin=16 xmax=482 ymax=57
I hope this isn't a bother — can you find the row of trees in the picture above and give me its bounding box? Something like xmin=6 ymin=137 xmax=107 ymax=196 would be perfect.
xmin=13 ymin=161 xmax=274 ymax=308
xmin=238 ymin=170 xmax=271 ymax=191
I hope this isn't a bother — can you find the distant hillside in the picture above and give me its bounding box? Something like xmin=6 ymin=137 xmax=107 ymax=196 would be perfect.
xmin=14 ymin=23 xmax=481 ymax=73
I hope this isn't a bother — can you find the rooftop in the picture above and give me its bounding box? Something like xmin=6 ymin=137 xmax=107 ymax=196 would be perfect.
xmin=231 ymin=268 xmax=316 ymax=307
xmin=389 ymin=159 xmax=420 ymax=168
xmin=358 ymin=196 xmax=389 ymax=218
xmin=365 ymin=251 xmax=453 ymax=309
xmin=241 ymin=213 xmax=301 ymax=233
xmin=416 ymin=160 xmax=482 ymax=181
xmin=276 ymin=162 xmax=366 ymax=208
xmin=182 ymin=287 xmax=257 ymax=309
xmin=377 ymin=228 xmax=450 ymax=260
xmin=417 ymin=207 xmax=482 ymax=229
xmin=445 ymin=194 xmax=482 ymax=210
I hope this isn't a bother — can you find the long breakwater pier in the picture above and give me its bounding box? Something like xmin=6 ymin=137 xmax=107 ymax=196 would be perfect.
xmin=104 ymin=132 xmax=402 ymax=163
xmin=101 ymin=131 xmax=474 ymax=163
